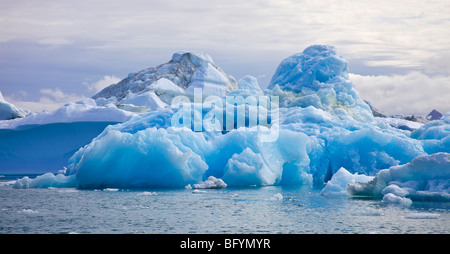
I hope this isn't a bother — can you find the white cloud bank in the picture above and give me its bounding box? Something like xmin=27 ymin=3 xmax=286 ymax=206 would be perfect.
xmin=6 ymin=76 xmax=121 ymax=112
xmin=349 ymin=72 xmax=450 ymax=116
xmin=7 ymin=88 xmax=85 ymax=113
xmin=83 ymin=75 xmax=121 ymax=93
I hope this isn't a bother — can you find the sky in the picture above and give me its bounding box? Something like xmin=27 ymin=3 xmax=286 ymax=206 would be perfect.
xmin=0 ymin=0 xmax=449 ymax=116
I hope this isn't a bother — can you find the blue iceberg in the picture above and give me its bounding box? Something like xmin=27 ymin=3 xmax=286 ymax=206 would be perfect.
xmin=12 ymin=45 xmax=450 ymax=204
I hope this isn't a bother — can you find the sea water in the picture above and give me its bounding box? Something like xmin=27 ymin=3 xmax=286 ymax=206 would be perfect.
xmin=0 ymin=175 xmax=449 ymax=234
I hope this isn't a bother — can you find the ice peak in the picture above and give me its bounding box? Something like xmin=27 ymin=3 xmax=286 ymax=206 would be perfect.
xmin=268 ymin=44 xmax=348 ymax=92
xmin=0 ymin=90 xmax=30 ymax=120
xmin=92 ymin=50 xmax=237 ymax=106
xmin=171 ymin=51 xmax=215 ymax=67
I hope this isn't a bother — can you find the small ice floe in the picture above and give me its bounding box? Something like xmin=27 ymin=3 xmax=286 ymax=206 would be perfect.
xmin=381 ymin=193 xmax=412 ymax=207
xmin=269 ymin=193 xmax=283 ymax=201
xmin=192 ymin=176 xmax=227 ymax=189
xmin=404 ymin=213 xmax=440 ymax=219
xmin=18 ymin=209 xmax=39 ymax=215
xmin=357 ymin=209 xmax=385 ymax=217
xmin=103 ymin=188 xmax=119 ymax=192
xmin=192 ymin=189 xmax=207 ymax=194
xmin=137 ymin=191 xmax=158 ymax=196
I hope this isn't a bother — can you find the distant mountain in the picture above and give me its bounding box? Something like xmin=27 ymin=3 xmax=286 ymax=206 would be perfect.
xmin=426 ymin=109 xmax=443 ymax=121
xmin=364 ymin=100 xmax=387 ymax=118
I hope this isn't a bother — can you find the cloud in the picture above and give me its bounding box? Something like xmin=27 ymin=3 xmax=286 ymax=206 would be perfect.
xmin=83 ymin=75 xmax=121 ymax=93
xmin=37 ymin=37 xmax=72 ymax=47
xmin=3 ymin=75 xmax=120 ymax=113
xmin=6 ymin=88 xmax=85 ymax=113
xmin=349 ymin=72 xmax=450 ymax=116
xmin=425 ymin=53 xmax=450 ymax=75
xmin=1 ymin=0 xmax=448 ymax=66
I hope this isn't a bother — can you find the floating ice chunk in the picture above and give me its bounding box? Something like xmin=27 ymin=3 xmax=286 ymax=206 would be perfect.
xmin=381 ymin=193 xmax=412 ymax=207
xmin=137 ymin=191 xmax=158 ymax=196
xmin=381 ymin=184 xmax=410 ymax=197
xmin=192 ymin=176 xmax=227 ymax=189
xmin=348 ymin=153 xmax=450 ymax=203
xmin=269 ymin=193 xmax=283 ymax=201
xmin=0 ymin=180 xmax=16 ymax=187
xmin=19 ymin=209 xmax=39 ymax=215
xmin=0 ymin=98 xmax=134 ymax=128
xmin=0 ymin=90 xmax=29 ymax=120
xmin=320 ymin=167 xmax=374 ymax=196
xmin=192 ymin=189 xmax=207 ymax=194
xmin=404 ymin=213 xmax=440 ymax=219
xmin=14 ymin=173 xmax=77 ymax=189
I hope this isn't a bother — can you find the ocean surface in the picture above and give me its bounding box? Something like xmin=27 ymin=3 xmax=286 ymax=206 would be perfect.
xmin=1 ymin=175 xmax=449 ymax=234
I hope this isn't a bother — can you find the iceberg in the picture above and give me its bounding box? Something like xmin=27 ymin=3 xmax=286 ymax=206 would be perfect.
xmin=237 ymin=75 xmax=262 ymax=92
xmin=347 ymin=153 xmax=450 ymax=202
xmin=267 ymin=45 xmax=373 ymax=123
xmin=191 ymin=176 xmax=227 ymax=189
xmin=0 ymin=98 xmax=134 ymax=129
xmin=411 ymin=112 xmax=450 ymax=154
xmin=0 ymin=98 xmax=135 ymax=173
xmin=0 ymin=91 xmax=30 ymax=120
xmin=320 ymin=167 xmax=374 ymax=196
xmin=10 ymin=45 xmax=450 ymax=204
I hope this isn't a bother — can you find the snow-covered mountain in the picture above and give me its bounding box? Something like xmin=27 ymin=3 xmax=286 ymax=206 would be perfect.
xmin=426 ymin=109 xmax=443 ymax=121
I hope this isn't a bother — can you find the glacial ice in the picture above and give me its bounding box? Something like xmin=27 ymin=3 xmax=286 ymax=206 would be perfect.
xmin=237 ymin=75 xmax=262 ymax=92
xmin=0 ymin=98 xmax=135 ymax=172
xmin=0 ymin=98 xmax=134 ymax=129
xmin=191 ymin=176 xmax=227 ymax=189
xmin=118 ymin=90 xmax=167 ymax=111
xmin=347 ymin=153 xmax=450 ymax=202
xmin=93 ymin=51 xmax=237 ymax=105
xmin=8 ymin=45 xmax=450 ymax=205
xmin=412 ymin=112 xmax=450 ymax=154
xmin=14 ymin=172 xmax=77 ymax=189
xmin=0 ymin=90 xmax=29 ymax=120
xmin=320 ymin=167 xmax=374 ymax=196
